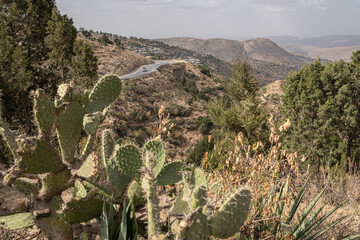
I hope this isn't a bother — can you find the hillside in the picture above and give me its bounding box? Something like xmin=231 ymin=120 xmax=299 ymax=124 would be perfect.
xmin=159 ymin=37 xmax=314 ymax=85
xmin=83 ymin=37 xmax=219 ymax=158
xmin=107 ymin=61 xmax=224 ymax=159
xmin=81 ymin=37 xmax=154 ymax=77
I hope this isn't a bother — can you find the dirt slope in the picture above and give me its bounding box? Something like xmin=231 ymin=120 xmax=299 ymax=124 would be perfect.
xmin=81 ymin=37 xmax=154 ymax=77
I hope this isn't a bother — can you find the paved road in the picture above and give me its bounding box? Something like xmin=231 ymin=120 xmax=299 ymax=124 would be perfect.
xmin=120 ymin=60 xmax=173 ymax=80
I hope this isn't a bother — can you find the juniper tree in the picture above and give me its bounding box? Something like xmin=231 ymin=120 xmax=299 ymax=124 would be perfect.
xmin=281 ymin=52 xmax=360 ymax=170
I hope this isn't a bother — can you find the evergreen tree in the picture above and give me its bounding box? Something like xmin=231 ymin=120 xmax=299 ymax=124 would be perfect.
xmin=71 ymin=39 xmax=98 ymax=87
xmin=45 ymin=8 xmax=77 ymax=81
xmin=0 ymin=0 xmax=55 ymax=128
xmin=208 ymin=59 xmax=268 ymax=145
xmin=281 ymin=53 xmax=360 ymax=170
xmin=227 ymin=58 xmax=258 ymax=102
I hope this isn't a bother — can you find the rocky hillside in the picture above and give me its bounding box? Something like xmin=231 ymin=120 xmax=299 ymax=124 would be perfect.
xmin=107 ymin=61 xmax=225 ymax=159
xmin=81 ymin=37 xmax=154 ymax=77
xmin=159 ymin=37 xmax=314 ymax=86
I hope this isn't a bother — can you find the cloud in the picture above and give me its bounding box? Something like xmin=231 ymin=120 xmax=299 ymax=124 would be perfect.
xmin=297 ymin=0 xmax=329 ymax=9
xmin=251 ymin=0 xmax=330 ymax=11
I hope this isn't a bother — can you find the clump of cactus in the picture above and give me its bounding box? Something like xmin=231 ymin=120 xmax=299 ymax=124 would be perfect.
xmin=107 ymin=134 xmax=252 ymax=239
xmin=170 ymin=168 xmax=251 ymax=240
xmin=0 ymin=75 xmax=123 ymax=239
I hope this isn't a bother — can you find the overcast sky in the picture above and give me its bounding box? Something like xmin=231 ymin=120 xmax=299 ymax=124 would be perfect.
xmin=57 ymin=0 xmax=360 ymax=40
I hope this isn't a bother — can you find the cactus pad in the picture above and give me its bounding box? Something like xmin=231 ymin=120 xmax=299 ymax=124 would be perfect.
xmin=39 ymin=169 xmax=71 ymax=200
xmin=77 ymin=154 xmax=96 ymax=178
xmin=83 ymin=112 xmax=102 ymax=135
xmin=107 ymin=156 xmax=131 ymax=196
xmin=85 ymin=75 xmax=122 ymax=114
xmin=171 ymin=185 xmax=191 ymax=215
xmin=114 ymin=144 xmax=142 ymax=180
xmin=55 ymin=101 xmax=84 ymax=163
xmin=155 ymin=161 xmax=184 ymax=186
xmin=19 ymin=139 xmax=60 ymax=174
xmin=209 ymin=188 xmax=252 ymax=238
xmin=102 ymin=129 xmax=114 ymax=168
xmin=143 ymin=140 xmax=166 ymax=178
xmin=57 ymin=83 xmax=70 ymax=100
xmin=191 ymin=186 xmax=207 ymax=210
xmin=190 ymin=168 xmax=208 ymax=188
xmin=0 ymin=212 xmax=35 ymax=230
xmin=62 ymin=198 xmax=103 ymax=224
xmin=127 ymin=181 xmax=146 ymax=206
xmin=74 ymin=181 xmax=87 ymax=198
xmin=33 ymin=89 xmax=56 ymax=136
xmin=0 ymin=121 xmax=19 ymax=159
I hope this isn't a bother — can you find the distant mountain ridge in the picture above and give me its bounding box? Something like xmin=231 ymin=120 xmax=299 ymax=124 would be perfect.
xmin=158 ymin=37 xmax=314 ymax=85
xmin=158 ymin=37 xmax=313 ymax=64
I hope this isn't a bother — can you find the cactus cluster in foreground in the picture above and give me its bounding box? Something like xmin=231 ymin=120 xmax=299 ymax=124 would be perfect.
xmin=0 ymin=75 xmax=122 ymax=239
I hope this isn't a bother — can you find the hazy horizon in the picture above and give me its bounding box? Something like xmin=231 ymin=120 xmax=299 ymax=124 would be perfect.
xmin=57 ymin=0 xmax=360 ymax=40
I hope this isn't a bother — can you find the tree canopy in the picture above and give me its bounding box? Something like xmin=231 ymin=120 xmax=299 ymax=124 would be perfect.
xmin=281 ymin=53 xmax=360 ymax=170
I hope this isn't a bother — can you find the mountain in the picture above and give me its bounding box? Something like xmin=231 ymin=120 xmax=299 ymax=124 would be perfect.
xmin=269 ymin=35 xmax=360 ymax=61
xmin=159 ymin=37 xmax=314 ymax=85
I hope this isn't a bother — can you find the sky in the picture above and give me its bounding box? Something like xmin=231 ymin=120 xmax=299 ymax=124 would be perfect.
xmin=57 ymin=0 xmax=360 ymax=40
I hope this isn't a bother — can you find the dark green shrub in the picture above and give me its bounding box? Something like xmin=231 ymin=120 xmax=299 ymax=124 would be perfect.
xmin=199 ymin=65 xmax=212 ymax=77
xmin=186 ymin=137 xmax=214 ymax=167
xmin=196 ymin=116 xmax=213 ymax=135
xmin=166 ymin=104 xmax=192 ymax=117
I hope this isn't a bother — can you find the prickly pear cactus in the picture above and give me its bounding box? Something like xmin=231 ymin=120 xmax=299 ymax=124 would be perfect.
xmin=172 ymin=168 xmax=252 ymax=240
xmin=0 ymin=75 xmax=123 ymax=239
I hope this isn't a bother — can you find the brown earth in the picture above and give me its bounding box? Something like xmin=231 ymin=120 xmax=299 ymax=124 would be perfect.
xmin=80 ymin=37 xmax=154 ymax=78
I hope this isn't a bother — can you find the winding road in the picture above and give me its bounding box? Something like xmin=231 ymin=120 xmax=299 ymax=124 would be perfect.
xmin=120 ymin=60 xmax=174 ymax=80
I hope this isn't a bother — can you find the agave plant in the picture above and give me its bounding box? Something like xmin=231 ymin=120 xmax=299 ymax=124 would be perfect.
xmin=100 ymin=199 xmax=138 ymax=240
xmin=252 ymin=177 xmax=360 ymax=240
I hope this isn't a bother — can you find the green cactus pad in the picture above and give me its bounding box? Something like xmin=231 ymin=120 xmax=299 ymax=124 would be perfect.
xmin=179 ymin=210 xmax=210 ymax=240
xmin=19 ymin=139 xmax=61 ymax=174
xmin=0 ymin=212 xmax=35 ymax=230
xmin=127 ymin=181 xmax=146 ymax=206
xmin=39 ymin=169 xmax=71 ymax=201
xmin=55 ymin=101 xmax=84 ymax=163
xmin=190 ymin=168 xmax=208 ymax=188
xmin=77 ymin=154 xmax=95 ymax=178
xmin=13 ymin=177 xmax=40 ymax=194
xmin=82 ymin=181 xmax=113 ymax=200
xmin=210 ymin=181 xmax=222 ymax=195
xmin=143 ymin=139 xmax=166 ymax=178
xmin=107 ymin=157 xmax=131 ymax=197
xmin=191 ymin=186 xmax=207 ymax=210
xmin=81 ymin=90 xmax=90 ymax=106
xmin=209 ymin=188 xmax=252 ymax=238
xmin=62 ymin=198 xmax=103 ymax=224
xmin=114 ymin=144 xmax=142 ymax=180
xmin=36 ymin=196 xmax=73 ymax=240
xmin=155 ymin=161 xmax=184 ymax=186
xmin=83 ymin=112 xmax=102 ymax=135
xmin=57 ymin=83 xmax=71 ymax=100
xmin=102 ymin=129 xmax=114 ymax=168
xmin=0 ymin=121 xmax=19 ymax=160
xmin=85 ymin=75 xmax=122 ymax=114
xmin=74 ymin=181 xmax=87 ymax=198
xmin=102 ymin=131 xmax=132 ymax=196
xmin=171 ymin=185 xmax=191 ymax=215
xmin=33 ymin=89 xmax=56 ymax=136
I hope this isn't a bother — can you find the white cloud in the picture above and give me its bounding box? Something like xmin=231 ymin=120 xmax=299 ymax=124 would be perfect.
xmin=297 ymin=0 xmax=329 ymax=9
